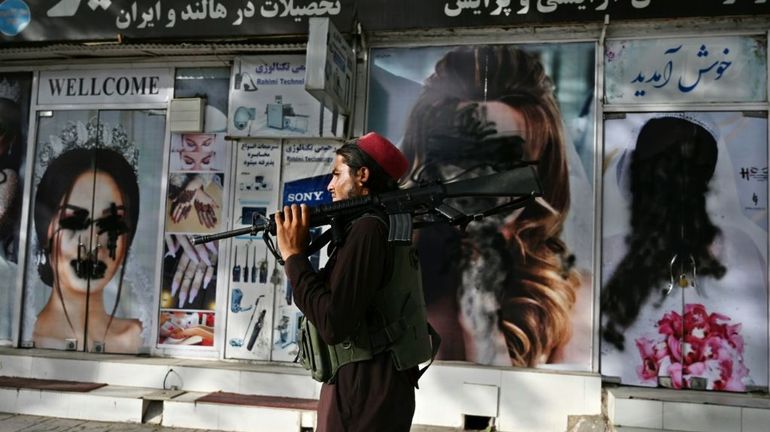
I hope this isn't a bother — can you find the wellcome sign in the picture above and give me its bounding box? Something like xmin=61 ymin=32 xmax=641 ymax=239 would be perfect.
xmin=38 ymin=69 xmax=172 ymax=104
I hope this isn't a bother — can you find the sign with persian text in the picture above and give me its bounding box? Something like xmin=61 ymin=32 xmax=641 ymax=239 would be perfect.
xmin=0 ymin=1 xmax=767 ymax=43
xmin=605 ymin=36 xmax=767 ymax=104
xmin=228 ymin=55 xmax=343 ymax=137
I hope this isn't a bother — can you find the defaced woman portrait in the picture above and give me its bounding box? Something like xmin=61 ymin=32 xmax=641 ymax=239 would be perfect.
xmin=397 ymin=44 xmax=592 ymax=367
xmin=32 ymin=146 xmax=142 ymax=353
xmin=0 ymin=82 xmax=23 ymax=260
xmin=0 ymin=75 xmax=28 ymax=342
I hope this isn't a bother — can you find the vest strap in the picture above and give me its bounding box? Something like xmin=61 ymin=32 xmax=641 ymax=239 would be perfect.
xmin=369 ymin=317 xmax=409 ymax=351
xmin=416 ymin=324 xmax=442 ymax=382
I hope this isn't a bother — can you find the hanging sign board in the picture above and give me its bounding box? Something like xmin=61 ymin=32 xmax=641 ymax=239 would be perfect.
xmin=305 ymin=17 xmax=354 ymax=115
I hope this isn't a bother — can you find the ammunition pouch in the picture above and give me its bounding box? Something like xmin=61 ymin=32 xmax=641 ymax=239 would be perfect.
xmin=299 ymin=316 xmax=374 ymax=383
xmin=299 ymin=240 xmax=440 ymax=384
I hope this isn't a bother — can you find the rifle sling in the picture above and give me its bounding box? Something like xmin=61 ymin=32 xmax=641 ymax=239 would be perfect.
xmin=306 ymin=228 xmax=334 ymax=257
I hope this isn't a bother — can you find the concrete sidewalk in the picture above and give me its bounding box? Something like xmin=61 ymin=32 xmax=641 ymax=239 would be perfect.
xmin=0 ymin=413 xmax=463 ymax=432
xmin=0 ymin=412 xmax=208 ymax=431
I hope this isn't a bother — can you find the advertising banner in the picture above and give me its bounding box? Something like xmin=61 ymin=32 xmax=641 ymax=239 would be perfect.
xmin=228 ymin=55 xmax=343 ymax=138
xmin=368 ymin=43 xmax=596 ymax=370
xmin=224 ymin=139 xmax=281 ymax=360
xmin=270 ymin=139 xmax=338 ymax=362
xmin=601 ymin=112 xmax=768 ymax=392
xmin=1 ymin=1 xmax=767 ymax=43
xmin=159 ymin=68 xmax=231 ymax=348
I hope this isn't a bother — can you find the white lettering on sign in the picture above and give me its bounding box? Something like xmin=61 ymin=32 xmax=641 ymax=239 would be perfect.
xmin=286 ymin=191 xmax=325 ymax=203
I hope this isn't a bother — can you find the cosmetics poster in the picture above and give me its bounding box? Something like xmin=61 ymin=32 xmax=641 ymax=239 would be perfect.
xmin=22 ymin=109 xmax=166 ymax=353
xmin=367 ymin=43 xmax=596 ymax=370
xmin=157 ymin=67 xmax=233 ymax=350
xmin=160 ymin=167 xmax=225 ymax=348
xmin=0 ymin=72 xmax=32 ymax=344
xmin=601 ymin=112 xmax=768 ymax=392
xmin=169 ymin=133 xmax=227 ymax=172
xmin=228 ymin=55 xmax=344 ymax=138
xmin=223 ymin=139 xmax=282 ymax=360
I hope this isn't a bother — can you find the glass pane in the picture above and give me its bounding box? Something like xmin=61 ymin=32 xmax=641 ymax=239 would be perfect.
xmin=0 ymin=72 xmax=33 ymax=344
xmin=601 ymin=112 xmax=769 ymax=392
xmin=22 ymin=109 xmax=97 ymax=351
xmin=367 ymin=43 xmax=596 ymax=369
xmin=92 ymin=110 xmax=166 ymax=353
xmin=21 ymin=109 xmax=166 ymax=353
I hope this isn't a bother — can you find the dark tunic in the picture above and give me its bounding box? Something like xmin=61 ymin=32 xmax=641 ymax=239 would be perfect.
xmin=285 ymin=216 xmax=416 ymax=432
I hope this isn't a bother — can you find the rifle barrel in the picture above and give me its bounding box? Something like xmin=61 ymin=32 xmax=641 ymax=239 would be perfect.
xmin=191 ymin=225 xmax=260 ymax=245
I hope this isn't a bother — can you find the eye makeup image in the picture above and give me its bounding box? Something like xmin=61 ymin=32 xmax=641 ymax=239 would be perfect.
xmin=171 ymin=133 xmax=225 ymax=172
xmin=181 ymin=150 xmax=215 ymax=170
xmin=184 ymin=134 xmax=214 ymax=150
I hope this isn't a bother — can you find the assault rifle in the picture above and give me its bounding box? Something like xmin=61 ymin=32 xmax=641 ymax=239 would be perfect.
xmin=192 ymin=164 xmax=543 ymax=261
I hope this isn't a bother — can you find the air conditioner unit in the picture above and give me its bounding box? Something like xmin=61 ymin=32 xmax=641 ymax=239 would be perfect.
xmin=168 ymin=97 xmax=205 ymax=132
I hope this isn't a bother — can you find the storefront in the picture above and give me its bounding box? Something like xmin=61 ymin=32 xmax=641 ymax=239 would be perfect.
xmin=1 ymin=1 xmax=769 ymax=431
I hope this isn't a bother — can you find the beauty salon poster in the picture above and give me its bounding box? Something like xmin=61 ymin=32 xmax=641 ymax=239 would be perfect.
xmin=158 ymin=67 xmax=232 ymax=349
xmin=367 ymin=43 xmax=596 ymax=370
xmin=22 ymin=109 xmax=166 ymax=354
xmin=0 ymin=72 xmax=32 ymax=344
xmin=601 ymin=112 xmax=768 ymax=392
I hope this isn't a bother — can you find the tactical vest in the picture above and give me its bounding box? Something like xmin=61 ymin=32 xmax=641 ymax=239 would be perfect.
xmin=299 ymin=236 xmax=440 ymax=384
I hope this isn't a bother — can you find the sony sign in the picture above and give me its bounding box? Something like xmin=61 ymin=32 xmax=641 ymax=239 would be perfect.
xmin=38 ymin=68 xmax=172 ymax=104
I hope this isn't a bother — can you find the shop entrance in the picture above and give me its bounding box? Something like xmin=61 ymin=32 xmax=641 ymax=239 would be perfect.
xmin=21 ymin=108 xmax=166 ymax=354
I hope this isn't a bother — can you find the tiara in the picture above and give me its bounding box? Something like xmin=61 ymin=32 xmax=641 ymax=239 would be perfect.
xmin=0 ymin=78 xmax=21 ymax=103
xmin=34 ymin=118 xmax=139 ymax=187
xmin=653 ymin=112 xmax=720 ymax=143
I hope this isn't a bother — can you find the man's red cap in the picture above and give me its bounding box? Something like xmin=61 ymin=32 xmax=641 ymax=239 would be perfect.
xmin=357 ymin=132 xmax=408 ymax=181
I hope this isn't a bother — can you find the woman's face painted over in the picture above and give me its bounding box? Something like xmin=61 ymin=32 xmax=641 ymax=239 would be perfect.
xmin=426 ymin=101 xmax=528 ymax=182
xmin=49 ymin=171 xmax=129 ymax=293
xmin=478 ymin=101 xmax=526 ymax=143
xmin=0 ymin=100 xmax=20 ymax=158
xmin=0 ymin=121 xmax=14 ymax=157
xmin=421 ymin=101 xmax=530 ymax=215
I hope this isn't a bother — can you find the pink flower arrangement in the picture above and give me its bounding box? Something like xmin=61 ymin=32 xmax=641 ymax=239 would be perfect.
xmin=635 ymin=304 xmax=749 ymax=391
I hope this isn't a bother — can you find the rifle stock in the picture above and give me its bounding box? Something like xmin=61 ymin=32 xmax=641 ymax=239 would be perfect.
xmin=192 ymin=165 xmax=542 ymax=247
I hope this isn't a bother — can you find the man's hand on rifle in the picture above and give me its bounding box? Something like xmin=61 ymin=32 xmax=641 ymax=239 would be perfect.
xmin=275 ymin=204 xmax=311 ymax=261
